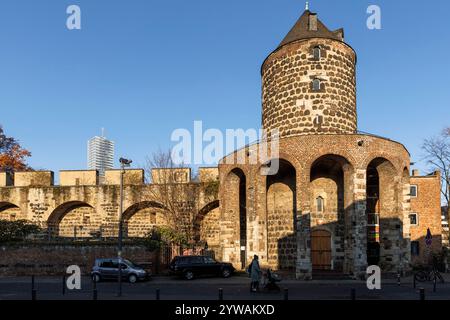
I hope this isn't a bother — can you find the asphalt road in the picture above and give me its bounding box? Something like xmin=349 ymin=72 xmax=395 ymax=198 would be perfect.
xmin=1 ymin=274 xmax=450 ymax=300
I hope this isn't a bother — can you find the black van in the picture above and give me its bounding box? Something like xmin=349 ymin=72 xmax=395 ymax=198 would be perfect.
xmin=169 ymin=255 xmax=235 ymax=280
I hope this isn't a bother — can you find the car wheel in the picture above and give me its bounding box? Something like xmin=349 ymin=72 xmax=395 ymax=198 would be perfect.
xmin=92 ymin=274 xmax=101 ymax=283
xmin=222 ymin=268 xmax=231 ymax=278
xmin=184 ymin=270 xmax=194 ymax=280
xmin=128 ymin=274 xmax=138 ymax=284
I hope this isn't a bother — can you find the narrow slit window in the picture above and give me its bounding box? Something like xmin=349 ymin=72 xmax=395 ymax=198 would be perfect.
xmin=313 ymin=46 xmax=321 ymax=60
xmin=317 ymin=196 xmax=324 ymax=212
xmin=312 ymin=79 xmax=321 ymax=91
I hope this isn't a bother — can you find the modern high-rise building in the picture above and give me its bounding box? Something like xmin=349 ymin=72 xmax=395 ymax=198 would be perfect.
xmin=87 ymin=131 xmax=114 ymax=175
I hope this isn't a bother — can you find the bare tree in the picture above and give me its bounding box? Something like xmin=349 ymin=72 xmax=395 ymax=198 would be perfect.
xmin=144 ymin=149 xmax=199 ymax=245
xmin=422 ymin=127 xmax=450 ymax=219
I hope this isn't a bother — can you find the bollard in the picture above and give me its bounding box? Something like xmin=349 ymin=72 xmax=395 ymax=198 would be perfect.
xmin=93 ymin=279 xmax=98 ymax=300
xmin=156 ymin=288 xmax=160 ymax=300
xmin=350 ymin=288 xmax=356 ymax=301
xmin=419 ymin=288 xmax=425 ymax=301
xmin=62 ymin=275 xmax=66 ymax=295
xmin=218 ymin=288 xmax=223 ymax=301
xmin=31 ymin=275 xmax=36 ymax=301
xmin=413 ymin=274 xmax=416 ymax=289
xmin=433 ymin=277 xmax=437 ymax=293
xmin=283 ymin=288 xmax=288 ymax=301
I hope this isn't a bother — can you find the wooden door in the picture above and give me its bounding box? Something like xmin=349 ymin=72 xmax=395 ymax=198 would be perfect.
xmin=311 ymin=230 xmax=332 ymax=270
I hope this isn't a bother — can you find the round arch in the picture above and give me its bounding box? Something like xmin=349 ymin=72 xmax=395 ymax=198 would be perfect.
xmin=307 ymin=153 xmax=354 ymax=179
xmin=47 ymin=201 xmax=99 ymax=238
xmin=122 ymin=201 xmax=166 ymax=222
xmin=366 ymin=157 xmax=401 ymax=270
xmin=362 ymin=154 xmax=403 ymax=175
xmin=257 ymin=150 xmax=302 ymax=178
xmin=194 ymin=200 xmax=219 ymax=228
xmin=0 ymin=202 xmax=23 ymax=221
xmin=122 ymin=201 xmax=167 ymax=238
xmin=194 ymin=199 xmax=220 ymax=245
xmin=222 ymin=167 xmax=247 ymax=269
xmin=308 ymin=154 xmax=353 ymax=273
xmin=265 ymin=158 xmax=297 ymax=270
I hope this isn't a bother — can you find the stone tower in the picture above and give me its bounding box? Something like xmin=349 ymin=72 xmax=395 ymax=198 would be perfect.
xmin=261 ymin=9 xmax=357 ymax=137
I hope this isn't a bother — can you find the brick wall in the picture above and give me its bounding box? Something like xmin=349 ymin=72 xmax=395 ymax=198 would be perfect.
xmin=410 ymin=173 xmax=442 ymax=264
xmin=0 ymin=245 xmax=155 ymax=276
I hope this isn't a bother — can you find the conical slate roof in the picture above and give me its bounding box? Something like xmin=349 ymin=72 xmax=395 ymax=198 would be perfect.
xmin=278 ymin=10 xmax=344 ymax=48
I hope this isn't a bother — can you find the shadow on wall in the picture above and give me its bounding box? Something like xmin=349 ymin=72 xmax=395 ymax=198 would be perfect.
xmin=276 ymin=202 xmax=411 ymax=274
xmin=410 ymin=234 xmax=444 ymax=270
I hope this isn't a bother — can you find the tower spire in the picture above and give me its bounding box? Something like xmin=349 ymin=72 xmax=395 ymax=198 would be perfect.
xmin=305 ymin=1 xmax=309 ymax=11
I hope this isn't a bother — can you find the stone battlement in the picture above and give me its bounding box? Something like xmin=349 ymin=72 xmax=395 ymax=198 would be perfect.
xmin=0 ymin=167 xmax=218 ymax=187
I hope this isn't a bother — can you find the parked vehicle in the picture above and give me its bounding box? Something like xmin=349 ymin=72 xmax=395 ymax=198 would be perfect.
xmin=169 ymin=255 xmax=235 ymax=280
xmin=91 ymin=258 xmax=149 ymax=283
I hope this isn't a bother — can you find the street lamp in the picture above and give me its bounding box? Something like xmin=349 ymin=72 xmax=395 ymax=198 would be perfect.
xmin=118 ymin=157 xmax=132 ymax=297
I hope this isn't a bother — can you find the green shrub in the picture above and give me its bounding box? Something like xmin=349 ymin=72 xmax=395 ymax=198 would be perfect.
xmin=204 ymin=180 xmax=219 ymax=198
xmin=144 ymin=226 xmax=189 ymax=249
xmin=0 ymin=220 xmax=42 ymax=243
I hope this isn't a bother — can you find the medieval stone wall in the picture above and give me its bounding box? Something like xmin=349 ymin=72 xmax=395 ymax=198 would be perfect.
xmin=199 ymin=207 xmax=221 ymax=250
xmin=310 ymin=176 xmax=345 ymax=271
xmin=261 ymin=39 xmax=357 ymax=137
xmin=218 ymin=133 xmax=412 ymax=277
xmin=266 ymin=182 xmax=296 ymax=269
xmin=0 ymin=176 xmax=218 ymax=242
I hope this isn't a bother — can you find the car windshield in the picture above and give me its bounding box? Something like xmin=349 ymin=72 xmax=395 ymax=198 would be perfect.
xmin=123 ymin=259 xmax=139 ymax=268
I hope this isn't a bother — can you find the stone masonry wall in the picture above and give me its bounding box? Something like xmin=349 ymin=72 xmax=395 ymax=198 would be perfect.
xmin=261 ymin=39 xmax=357 ymax=137
xmin=310 ymin=176 xmax=345 ymax=271
xmin=219 ymin=133 xmax=411 ymax=276
xmin=266 ymin=182 xmax=296 ymax=269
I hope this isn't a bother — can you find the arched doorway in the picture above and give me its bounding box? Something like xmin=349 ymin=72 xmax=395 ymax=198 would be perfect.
xmin=266 ymin=159 xmax=296 ymax=270
xmin=309 ymin=154 xmax=352 ymax=272
xmin=47 ymin=201 xmax=101 ymax=238
xmin=366 ymin=157 xmax=398 ymax=270
xmin=311 ymin=229 xmax=332 ymax=270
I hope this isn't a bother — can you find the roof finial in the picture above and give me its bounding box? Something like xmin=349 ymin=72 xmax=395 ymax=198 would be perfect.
xmin=305 ymin=1 xmax=309 ymax=10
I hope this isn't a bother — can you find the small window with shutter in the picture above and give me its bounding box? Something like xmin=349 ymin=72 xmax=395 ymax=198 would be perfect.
xmin=313 ymin=46 xmax=321 ymax=60
xmin=312 ymin=79 xmax=321 ymax=91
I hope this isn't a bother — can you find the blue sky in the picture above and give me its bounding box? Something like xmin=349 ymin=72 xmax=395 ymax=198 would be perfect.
xmin=0 ymin=0 xmax=449 ymax=175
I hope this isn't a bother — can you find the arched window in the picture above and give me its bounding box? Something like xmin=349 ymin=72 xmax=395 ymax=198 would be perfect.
xmin=312 ymin=79 xmax=321 ymax=91
xmin=316 ymin=196 xmax=324 ymax=212
xmin=313 ymin=46 xmax=321 ymax=60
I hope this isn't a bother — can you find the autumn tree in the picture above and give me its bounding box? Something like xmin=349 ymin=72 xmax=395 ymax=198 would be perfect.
xmin=0 ymin=125 xmax=32 ymax=173
xmin=422 ymin=127 xmax=450 ymax=219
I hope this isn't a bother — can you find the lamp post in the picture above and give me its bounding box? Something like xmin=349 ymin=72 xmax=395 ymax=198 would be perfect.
xmin=118 ymin=157 xmax=132 ymax=297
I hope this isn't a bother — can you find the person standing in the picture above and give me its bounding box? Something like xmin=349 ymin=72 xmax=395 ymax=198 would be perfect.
xmin=249 ymin=255 xmax=262 ymax=292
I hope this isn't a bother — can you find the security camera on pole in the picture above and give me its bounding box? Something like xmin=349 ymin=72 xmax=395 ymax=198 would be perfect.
xmin=118 ymin=157 xmax=132 ymax=297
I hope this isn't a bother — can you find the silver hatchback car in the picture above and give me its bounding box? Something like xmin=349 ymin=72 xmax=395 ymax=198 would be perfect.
xmin=91 ymin=258 xmax=149 ymax=283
